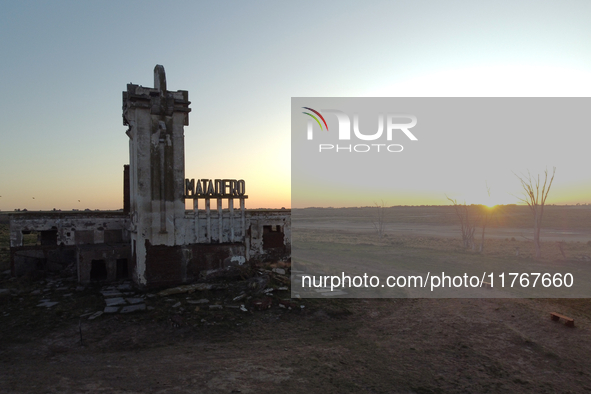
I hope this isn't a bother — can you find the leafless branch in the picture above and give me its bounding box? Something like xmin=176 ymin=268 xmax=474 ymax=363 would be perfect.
xmin=446 ymin=195 xmax=478 ymax=249
xmin=513 ymin=167 xmax=556 ymax=259
xmin=372 ymin=200 xmax=386 ymax=238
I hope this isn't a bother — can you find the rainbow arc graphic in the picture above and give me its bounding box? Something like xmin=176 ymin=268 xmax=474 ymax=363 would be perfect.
xmin=302 ymin=107 xmax=328 ymax=131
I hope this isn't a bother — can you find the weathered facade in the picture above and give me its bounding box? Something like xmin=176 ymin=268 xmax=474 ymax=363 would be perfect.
xmin=10 ymin=65 xmax=290 ymax=288
xmin=9 ymin=212 xmax=131 ymax=281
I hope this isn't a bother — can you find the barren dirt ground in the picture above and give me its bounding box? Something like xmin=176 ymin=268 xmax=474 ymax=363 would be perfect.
xmin=2 ymin=292 xmax=591 ymax=393
xmin=294 ymin=205 xmax=591 ymax=243
xmin=298 ymin=222 xmax=591 ymax=243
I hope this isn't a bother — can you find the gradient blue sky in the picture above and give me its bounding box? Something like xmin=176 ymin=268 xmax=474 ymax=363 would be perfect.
xmin=2 ymin=1 xmax=591 ymax=210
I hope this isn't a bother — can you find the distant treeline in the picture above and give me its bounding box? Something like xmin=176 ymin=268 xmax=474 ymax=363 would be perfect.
xmin=293 ymin=205 xmax=591 ymax=231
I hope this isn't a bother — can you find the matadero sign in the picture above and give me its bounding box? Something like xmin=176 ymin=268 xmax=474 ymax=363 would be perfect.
xmin=185 ymin=178 xmax=248 ymax=244
xmin=184 ymin=179 xmax=247 ymax=198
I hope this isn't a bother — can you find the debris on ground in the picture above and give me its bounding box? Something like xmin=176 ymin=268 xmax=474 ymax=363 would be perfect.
xmin=158 ymin=282 xmax=227 ymax=296
xmin=0 ymin=260 xmax=300 ymax=331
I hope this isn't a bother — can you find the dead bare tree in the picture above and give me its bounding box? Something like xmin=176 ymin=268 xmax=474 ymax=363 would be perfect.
xmin=372 ymin=200 xmax=386 ymax=238
xmin=514 ymin=167 xmax=556 ymax=259
xmin=446 ymin=196 xmax=478 ymax=249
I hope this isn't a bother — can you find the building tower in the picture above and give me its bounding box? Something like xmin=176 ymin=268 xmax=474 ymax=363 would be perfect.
xmin=122 ymin=65 xmax=191 ymax=286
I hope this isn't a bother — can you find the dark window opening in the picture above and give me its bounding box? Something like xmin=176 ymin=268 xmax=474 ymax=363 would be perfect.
xmin=90 ymin=259 xmax=107 ymax=281
xmin=262 ymin=225 xmax=285 ymax=250
xmin=21 ymin=230 xmax=39 ymax=245
xmin=40 ymin=230 xmax=58 ymax=246
xmin=116 ymin=258 xmax=128 ymax=279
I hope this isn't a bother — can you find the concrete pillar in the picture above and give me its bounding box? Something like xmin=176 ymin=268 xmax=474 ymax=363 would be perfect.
xmin=206 ymin=198 xmax=211 ymax=243
xmin=122 ymin=65 xmax=191 ymax=286
xmin=193 ymin=198 xmax=199 ymax=243
xmin=240 ymin=198 xmax=246 ymax=240
xmin=217 ymin=198 xmax=223 ymax=243
xmin=229 ymin=198 xmax=234 ymax=242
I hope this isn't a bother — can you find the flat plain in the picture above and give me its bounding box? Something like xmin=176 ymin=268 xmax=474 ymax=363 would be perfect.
xmin=2 ymin=206 xmax=591 ymax=393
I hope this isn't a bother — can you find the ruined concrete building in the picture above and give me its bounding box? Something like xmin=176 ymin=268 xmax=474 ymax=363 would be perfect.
xmin=9 ymin=66 xmax=291 ymax=288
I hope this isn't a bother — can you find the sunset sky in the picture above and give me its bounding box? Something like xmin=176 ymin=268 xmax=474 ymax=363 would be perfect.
xmin=2 ymin=1 xmax=591 ymax=211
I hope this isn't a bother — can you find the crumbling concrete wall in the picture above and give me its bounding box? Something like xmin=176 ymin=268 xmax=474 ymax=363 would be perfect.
xmin=119 ymin=208 xmax=290 ymax=289
xmin=141 ymin=242 xmax=247 ymax=288
xmin=180 ymin=209 xmax=290 ymax=259
xmin=77 ymin=244 xmax=132 ymax=283
xmin=9 ymin=212 xmax=130 ymax=277
xmin=8 ymin=209 xmax=290 ymax=285
xmin=134 ymin=210 xmax=290 ymax=288
xmin=10 ymin=246 xmax=77 ymax=277
xmin=247 ymin=210 xmax=291 ymax=262
xmin=9 ymin=212 xmax=130 ymax=248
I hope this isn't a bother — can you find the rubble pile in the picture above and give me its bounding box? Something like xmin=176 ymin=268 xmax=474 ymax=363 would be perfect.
xmin=0 ymin=261 xmax=303 ymax=328
xmin=152 ymin=262 xmax=304 ymax=320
